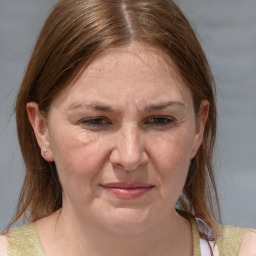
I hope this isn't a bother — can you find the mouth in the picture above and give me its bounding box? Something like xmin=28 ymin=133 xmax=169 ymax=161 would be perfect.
xmin=100 ymin=182 xmax=154 ymax=199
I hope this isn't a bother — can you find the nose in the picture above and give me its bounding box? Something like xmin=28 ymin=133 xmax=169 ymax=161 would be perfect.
xmin=110 ymin=123 xmax=148 ymax=171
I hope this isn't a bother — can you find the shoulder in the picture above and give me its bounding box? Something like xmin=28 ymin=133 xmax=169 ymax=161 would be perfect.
xmin=239 ymin=231 xmax=256 ymax=255
xmin=5 ymin=223 xmax=46 ymax=256
xmin=0 ymin=235 xmax=8 ymax=256
xmin=217 ymin=225 xmax=256 ymax=255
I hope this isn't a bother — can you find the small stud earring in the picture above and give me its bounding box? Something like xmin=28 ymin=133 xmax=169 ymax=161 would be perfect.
xmin=43 ymin=149 xmax=48 ymax=156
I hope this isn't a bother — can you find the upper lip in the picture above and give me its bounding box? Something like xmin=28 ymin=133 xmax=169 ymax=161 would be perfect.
xmin=100 ymin=182 xmax=154 ymax=189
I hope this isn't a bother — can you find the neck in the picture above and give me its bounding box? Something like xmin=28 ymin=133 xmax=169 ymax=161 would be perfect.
xmin=37 ymin=208 xmax=193 ymax=256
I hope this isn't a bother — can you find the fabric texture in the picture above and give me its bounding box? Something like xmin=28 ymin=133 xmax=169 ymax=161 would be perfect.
xmin=217 ymin=225 xmax=256 ymax=255
xmin=7 ymin=223 xmax=46 ymax=256
xmin=7 ymin=218 xmax=256 ymax=255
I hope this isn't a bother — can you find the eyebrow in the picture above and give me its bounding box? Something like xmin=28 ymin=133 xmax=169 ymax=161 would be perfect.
xmin=68 ymin=102 xmax=115 ymax=113
xmin=68 ymin=101 xmax=185 ymax=113
xmin=144 ymin=101 xmax=185 ymax=112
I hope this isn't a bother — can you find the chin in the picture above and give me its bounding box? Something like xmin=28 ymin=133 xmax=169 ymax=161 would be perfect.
xmin=96 ymin=207 xmax=157 ymax=234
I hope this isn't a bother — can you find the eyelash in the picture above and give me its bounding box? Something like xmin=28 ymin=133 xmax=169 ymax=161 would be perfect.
xmin=80 ymin=117 xmax=110 ymax=128
xmin=144 ymin=116 xmax=174 ymax=127
xmin=80 ymin=116 xmax=175 ymax=130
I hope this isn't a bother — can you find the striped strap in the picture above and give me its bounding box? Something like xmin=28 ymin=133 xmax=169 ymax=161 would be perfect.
xmin=189 ymin=216 xmax=202 ymax=256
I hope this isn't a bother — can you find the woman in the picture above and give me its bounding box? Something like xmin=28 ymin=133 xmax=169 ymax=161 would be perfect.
xmin=0 ymin=0 xmax=255 ymax=255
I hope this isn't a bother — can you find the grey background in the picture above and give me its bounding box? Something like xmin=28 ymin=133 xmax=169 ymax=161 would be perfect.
xmin=0 ymin=0 xmax=255 ymax=230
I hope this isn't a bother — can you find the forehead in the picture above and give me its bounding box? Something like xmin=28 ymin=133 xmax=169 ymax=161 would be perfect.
xmin=51 ymin=43 xmax=192 ymax=108
xmin=81 ymin=44 xmax=179 ymax=83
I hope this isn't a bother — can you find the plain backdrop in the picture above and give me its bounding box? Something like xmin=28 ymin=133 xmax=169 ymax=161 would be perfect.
xmin=0 ymin=0 xmax=256 ymax=230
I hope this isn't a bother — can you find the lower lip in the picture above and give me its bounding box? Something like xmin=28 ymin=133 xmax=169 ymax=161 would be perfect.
xmin=102 ymin=187 xmax=153 ymax=199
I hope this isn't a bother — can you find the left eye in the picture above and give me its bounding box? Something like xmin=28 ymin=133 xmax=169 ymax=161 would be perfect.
xmin=80 ymin=117 xmax=110 ymax=129
xmin=145 ymin=116 xmax=174 ymax=126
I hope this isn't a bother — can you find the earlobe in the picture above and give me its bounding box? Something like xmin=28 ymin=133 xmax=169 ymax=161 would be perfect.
xmin=26 ymin=102 xmax=54 ymax=161
xmin=190 ymin=100 xmax=210 ymax=159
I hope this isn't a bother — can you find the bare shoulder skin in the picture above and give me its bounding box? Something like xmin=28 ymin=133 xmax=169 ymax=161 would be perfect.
xmin=239 ymin=231 xmax=256 ymax=256
xmin=0 ymin=235 xmax=8 ymax=256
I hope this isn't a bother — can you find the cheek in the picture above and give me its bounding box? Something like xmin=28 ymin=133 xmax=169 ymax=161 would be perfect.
xmin=152 ymin=129 xmax=194 ymax=168
xmin=49 ymin=129 xmax=113 ymax=206
xmin=49 ymin=127 xmax=109 ymax=183
xmin=149 ymin=129 xmax=194 ymax=191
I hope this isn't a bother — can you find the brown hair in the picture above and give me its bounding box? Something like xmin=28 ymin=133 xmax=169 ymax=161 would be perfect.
xmin=11 ymin=0 xmax=220 ymax=238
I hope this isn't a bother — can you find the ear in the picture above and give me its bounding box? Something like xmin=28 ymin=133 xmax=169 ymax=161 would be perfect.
xmin=26 ymin=102 xmax=54 ymax=162
xmin=190 ymin=100 xmax=210 ymax=159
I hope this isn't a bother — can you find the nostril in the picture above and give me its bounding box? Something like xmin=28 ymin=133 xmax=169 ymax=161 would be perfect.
xmin=109 ymin=128 xmax=148 ymax=171
xmin=110 ymin=147 xmax=148 ymax=172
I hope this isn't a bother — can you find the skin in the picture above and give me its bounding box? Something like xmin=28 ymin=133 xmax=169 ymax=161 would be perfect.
xmin=0 ymin=44 xmax=255 ymax=256
xmin=239 ymin=231 xmax=256 ymax=256
xmin=26 ymin=44 xmax=209 ymax=256
xmin=0 ymin=236 xmax=7 ymax=256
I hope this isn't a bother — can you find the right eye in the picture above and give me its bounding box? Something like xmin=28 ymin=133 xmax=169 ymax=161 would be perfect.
xmin=80 ymin=117 xmax=111 ymax=130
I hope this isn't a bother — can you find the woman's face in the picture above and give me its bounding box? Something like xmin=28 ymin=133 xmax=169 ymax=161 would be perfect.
xmin=29 ymin=44 xmax=208 ymax=233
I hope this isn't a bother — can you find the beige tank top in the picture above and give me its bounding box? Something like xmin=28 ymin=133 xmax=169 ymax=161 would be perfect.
xmin=7 ymin=218 xmax=256 ymax=256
